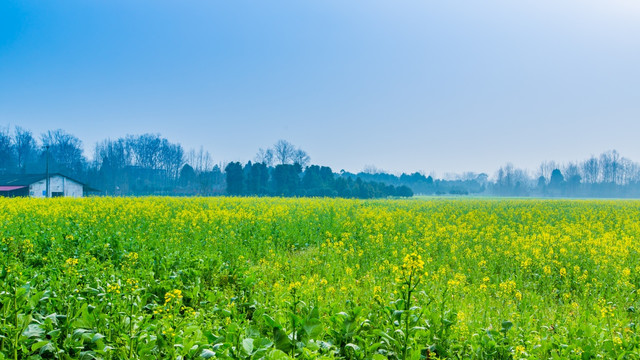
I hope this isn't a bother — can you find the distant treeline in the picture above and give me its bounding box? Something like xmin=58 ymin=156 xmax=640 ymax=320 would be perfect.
xmin=223 ymin=162 xmax=413 ymax=198
xmin=347 ymin=151 xmax=640 ymax=198
xmin=2 ymin=125 xmax=640 ymax=198
xmin=0 ymin=127 xmax=411 ymax=198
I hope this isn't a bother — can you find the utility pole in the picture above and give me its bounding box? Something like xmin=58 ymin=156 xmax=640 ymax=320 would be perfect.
xmin=45 ymin=145 xmax=50 ymax=198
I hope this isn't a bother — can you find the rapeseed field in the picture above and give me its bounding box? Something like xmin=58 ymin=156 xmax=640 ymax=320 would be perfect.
xmin=1 ymin=197 xmax=639 ymax=359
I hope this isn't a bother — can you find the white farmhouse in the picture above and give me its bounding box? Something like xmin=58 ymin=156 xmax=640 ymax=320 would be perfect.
xmin=0 ymin=173 xmax=89 ymax=198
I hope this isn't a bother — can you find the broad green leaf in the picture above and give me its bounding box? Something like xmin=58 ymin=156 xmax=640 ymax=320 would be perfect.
xmin=263 ymin=314 xmax=282 ymax=329
xmin=266 ymin=349 xmax=292 ymax=360
xmin=302 ymin=318 xmax=323 ymax=339
xmin=22 ymin=324 xmax=45 ymax=338
xmin=242 ymin=338 xmax=254 ymax=354
xmin=200 ymin=349 xmax=216 ymax=358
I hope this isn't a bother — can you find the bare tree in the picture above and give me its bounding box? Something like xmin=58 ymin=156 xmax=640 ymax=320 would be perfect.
xmin=363 ymin=165 xmax=381 ymax=174
xmin=626 ymin=162 xmax=640 ymax=184
xmin=93 ymin=138 xmax=130 ymax=194
xmin=600 ymin=150 xmax=621 ymax=184
xmin=0 ymin=127 xmax=15 ymax=174
xmin=496 ymin=163 xmax=514 ymax=190
xmin=255 ymin=148 xmax=274 ymax=166
xmin=619 ymin=157 xmax=634 ymax=185
xmin=563 ymin=162 xmax=582 ymax=190
xmin=14 ymin=126 xmax=36 ymax=173
xmin=459 ymin=172 xmax=480 ymax=181
xmin=496 ymin=163 xmax=531 ymax=194
xmin=41 ymin=129 xmax=85 ymax=174
xmin=537 ymin=161 xmax=558 ymax=182
xmin=581 ymin=156 xmax=599 ymax=184
xmin=186 ymin=149 xmax=196 ymax=171
xmin=159 ymin=140 xmax=184 ymax=180
xmin=126 ymin=134 xmax=163 ymax=169
xmin=563 ymin=162 xmax=581 ymax=180
xmin=187 ymin=146 xmax=213 ymax=173
xmin=273 ymin=140 xmax=296 ymax=165
xmin=292 ymin=149 xmax=310 ymax=167
xmin=258 ymin=140 xmax=310 ymax=166
xmin=201 ymin=149 xmax=213 ymax=172
xmin=94 ymin=138 xmax=129 ymax=169
xmin=611 ymin=150 xmax=622 ymax=184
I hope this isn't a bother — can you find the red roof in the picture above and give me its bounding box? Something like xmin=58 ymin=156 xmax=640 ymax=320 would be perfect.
xmin=0 ymin=186 xmax=27 ymax=191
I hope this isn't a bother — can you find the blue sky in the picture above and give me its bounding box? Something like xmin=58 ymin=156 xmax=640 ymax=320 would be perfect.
xmin=1 ymin=0 xmax=639 ymax=175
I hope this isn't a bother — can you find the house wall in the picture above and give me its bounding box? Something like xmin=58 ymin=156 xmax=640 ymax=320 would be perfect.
xmin=29 ymin=176 xmax=83 ymax=198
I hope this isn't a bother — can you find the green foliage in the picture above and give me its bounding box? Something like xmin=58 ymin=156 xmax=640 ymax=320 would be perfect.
xmin=1 ymin=197 xmax=640 ymax=359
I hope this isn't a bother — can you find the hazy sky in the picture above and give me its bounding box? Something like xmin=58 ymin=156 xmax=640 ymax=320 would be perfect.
xmin=1 ymin=0 xmax=639 ymax=175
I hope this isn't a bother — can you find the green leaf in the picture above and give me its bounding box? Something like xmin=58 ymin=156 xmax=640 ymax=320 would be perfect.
xmin=242 ymin=338 xmax=254 ymax=355
xmin=44 ymin=313 xmax=59 ymax=325
xmin=254 ymin=337 xmax=274 ymax=351
xmin=47 ymin=329 xmax=61 ymax=339
xmin=263 ymin=314 xmax=282 ymax=329
xmin=73 ymin=328 xmax=91 ymax=337
xmin=267 ymin=349 xmax=292 ymax=360
xmin=302 ymin=318 xmax=323 ymax=339
xmin=31 ymin=341 xmax=50 ymax=351
xmin=91 ymin=333 xmax=105 ymax=343
xmin=16 ymin=285 xmax=29 ymax=300
xmin=200 ymin=349 xmax=216 ymax=358
xmin=345 ymin=343 xmax=361 ymax=353
xmin=38 ymin=342 xmax=56 ymax=355
xmin=306 ymin=340 xmax=320 ymax=351
xmin=373 ymin=329 xmax=397 ymax=344
xmin=367 ymin=342 xmax=383 ymax=353
xmin=501 ymin=320 xmax=513 ymax=333
xmin=273 ymin=328 xmax=293 ymax=353
xmin=22 ymin=324 xmax=45 ymax=338
xmin=308 ymin=306 xmax=320 ymax=320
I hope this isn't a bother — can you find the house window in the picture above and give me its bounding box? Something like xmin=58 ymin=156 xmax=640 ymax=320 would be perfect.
xmin=52 ymin=192 xmax=64 ymax=198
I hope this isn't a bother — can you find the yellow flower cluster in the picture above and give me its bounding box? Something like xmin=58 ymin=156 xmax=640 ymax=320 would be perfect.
xmin=498 ymin=280 xmax=517 ymax=299
xmin=288 ymin=281 xmax=302 ymax=293
xmin=401 ymin=252 xmax=425 ymax=275
xmin=64 ymin=258 xmax=80 ymax=276
xmin=162 ymin=326 xmax=176 ymax=337
xmin=22 ymin=239 xmax=34 ymax=254
xmin=126 ymin=278 xmax=140 ymax=291
xmin=107 ymin=283 xmax=121 ymax=294
xmin=181 ymin=305 xmax=196 ymax=316
xmin=599 ymin=299 xmax=616 ymax=318
xmin=164 ymin=289 xmax=183 ymax=304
